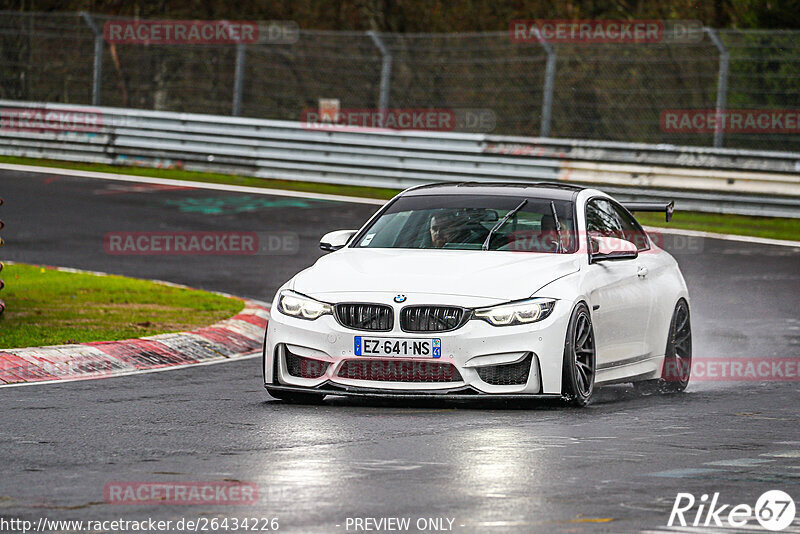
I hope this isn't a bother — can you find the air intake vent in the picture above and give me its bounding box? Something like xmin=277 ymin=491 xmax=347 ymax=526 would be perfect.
xmin=337 ymin=359 xmax=462 ymax=382
xmin=400 ymin=306 xmax=467 ymax=332
xmin=476 ymin=354 xmax=533 ymax=385
xmin=335 ymin=303 xmax=393 ymax=331
xmin=285 ymin=348 xmax=330 ymax=379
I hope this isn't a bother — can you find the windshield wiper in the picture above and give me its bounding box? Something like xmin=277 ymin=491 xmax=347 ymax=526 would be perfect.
xmin=550 ymin=200 xmax=564 ymax=253
xmin=482 ymin=199 xmax=527 ymax=251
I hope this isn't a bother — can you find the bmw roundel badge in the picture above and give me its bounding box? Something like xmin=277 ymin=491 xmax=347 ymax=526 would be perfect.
xmin=394 ymin=294 xmax=407 ymax=303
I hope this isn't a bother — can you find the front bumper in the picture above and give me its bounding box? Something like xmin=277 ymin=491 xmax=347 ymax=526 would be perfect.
xmin=264 ymin=297 xmax=572 ymax=396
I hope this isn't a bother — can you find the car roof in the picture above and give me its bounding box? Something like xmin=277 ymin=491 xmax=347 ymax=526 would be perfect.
xmin=402 ymin=181 xmax=583 ymax=201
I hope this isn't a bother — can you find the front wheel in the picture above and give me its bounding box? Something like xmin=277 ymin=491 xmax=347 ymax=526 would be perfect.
xmin=562 ymin=303 xmax=596 ymax=407
xmin=266 ymin=387 xmax=327 ymax=404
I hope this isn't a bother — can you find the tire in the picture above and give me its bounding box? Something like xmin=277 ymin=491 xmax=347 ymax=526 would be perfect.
xmin=660 ymin=299 xmax=692 ymax=392
xmin=266 ymin=387 xmax=327 ymax=404
xmin=561 ymin=302 xmax=596 ymax=407
xmin=633 ymin=299 xmax=692 ymax=394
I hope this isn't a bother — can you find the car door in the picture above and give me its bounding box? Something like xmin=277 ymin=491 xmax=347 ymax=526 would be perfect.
xmin=584 ymin=198 xmax=653 ymax=368
xmin=608 ymin=200 xmax=665 ymax=359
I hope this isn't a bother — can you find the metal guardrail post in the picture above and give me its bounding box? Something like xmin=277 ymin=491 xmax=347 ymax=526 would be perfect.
xmin=80 ymin=11 xmax=104 ymax=106
xmin=367 ymin=31 xmax=392 ymax=114
xmin=532 ymin=25 xmax=556 ymax=138
xmin=705 ymin=28 xmax=729 ymax=149
xmin=232 ymin=43 xmax=247 ymax=117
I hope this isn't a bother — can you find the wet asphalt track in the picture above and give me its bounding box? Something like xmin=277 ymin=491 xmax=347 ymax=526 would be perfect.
xmin=1 ymin=169 xmax=799 ymax=533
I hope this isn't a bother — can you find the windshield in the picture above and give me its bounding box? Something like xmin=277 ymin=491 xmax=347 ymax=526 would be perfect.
xmin=353 ymin=194 xmax=576 ymax=253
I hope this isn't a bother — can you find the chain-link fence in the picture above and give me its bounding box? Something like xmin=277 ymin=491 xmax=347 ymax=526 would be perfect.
xmin=2 ymin=11 xmax=800 ymax=151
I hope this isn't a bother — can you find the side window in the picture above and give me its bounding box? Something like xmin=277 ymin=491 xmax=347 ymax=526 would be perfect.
xmin=586 ymin=199 xmax=621 ymax=237
xmin=609 ymin=202 xmax=650 ymax=252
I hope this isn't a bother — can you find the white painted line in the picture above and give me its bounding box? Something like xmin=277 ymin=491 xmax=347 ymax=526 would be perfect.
xmin=760 ymin=450 xmax=800 ymax=458
xmin=703 ymin=458 xmax=775 ymax=467
xmin=645 ymin=225 xmax=800 ymax=249
xmin=0 ymin=162 xmax=387 ymax=206
xmin=2 ymin=162 xmax=798 ymax=246
xmin=0 ymin=351 xmax=260 ymax=389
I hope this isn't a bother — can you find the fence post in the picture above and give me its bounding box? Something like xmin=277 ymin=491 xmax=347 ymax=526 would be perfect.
xmin=232 ymin=43 xmax=247 ymax=116
xmin=532 ymin=25 xmax=556 ymax=138
xmin=80 ymin=12 xmax=104 ymax=106
xmin=705 ymin=28 xmax=729 ymax=148
xmin=367 ymin=31 xmax=392 ymax=114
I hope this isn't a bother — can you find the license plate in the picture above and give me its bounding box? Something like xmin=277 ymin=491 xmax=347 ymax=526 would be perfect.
xmin=354 ymin=336 xmax=441 ymax=358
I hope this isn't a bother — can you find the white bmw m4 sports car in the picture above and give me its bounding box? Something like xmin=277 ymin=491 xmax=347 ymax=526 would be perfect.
xmin=263 ymin=182 xmax=692 ymax=406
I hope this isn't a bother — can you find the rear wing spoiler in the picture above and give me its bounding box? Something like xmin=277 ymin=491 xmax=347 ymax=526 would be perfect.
xmin=622 ymin=201 xmax=674 ymax=222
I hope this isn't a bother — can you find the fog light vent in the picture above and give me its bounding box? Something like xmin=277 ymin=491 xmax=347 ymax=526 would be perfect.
xmin=285 ymin=348 xmax=329 ymax=379
xmin=476 ymin=354 xmax=533 ymax=385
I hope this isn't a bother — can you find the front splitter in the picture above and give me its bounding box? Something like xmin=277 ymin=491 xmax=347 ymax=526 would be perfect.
xmin=265 ymin=382 xmax=564 ymax=401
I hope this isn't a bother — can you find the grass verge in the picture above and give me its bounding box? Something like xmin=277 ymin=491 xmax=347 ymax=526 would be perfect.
xmin=2 ymin=155 xmax=799 ymax=241
xmin=636 ymin=211 xmax=800 ymax=241
xmin=0 ymin=263 xmax=244 ymax=349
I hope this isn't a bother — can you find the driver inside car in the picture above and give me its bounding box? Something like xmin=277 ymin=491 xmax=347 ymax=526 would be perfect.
xmin=429 ymin=212 xmax=460 ymax=248
xmin=428 ymin=211 xmax=487 ymax=248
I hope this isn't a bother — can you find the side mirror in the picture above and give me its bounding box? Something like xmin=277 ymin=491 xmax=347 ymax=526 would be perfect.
xmin=590 ymin=235 xmax=638 ymax=263
xmin=320 ymin=230 xmax=357 ymax=252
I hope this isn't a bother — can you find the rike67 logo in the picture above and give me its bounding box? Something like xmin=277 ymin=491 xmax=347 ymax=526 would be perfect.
xmin=669 ymin=490 xmax=796 ymax=531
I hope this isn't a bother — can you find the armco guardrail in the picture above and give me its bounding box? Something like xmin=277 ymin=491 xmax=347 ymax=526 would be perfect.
xmin=484 ymin=137 xmax=800 ymax=174
xmin=1 ymin=100 xmax=799 ymax=218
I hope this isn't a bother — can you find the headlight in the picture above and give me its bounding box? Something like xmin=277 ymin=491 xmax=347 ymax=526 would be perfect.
xmin=474 ymin=298 xmax=556 ymax=326
xmin=277 ymin=291 xmax=333 ymax=320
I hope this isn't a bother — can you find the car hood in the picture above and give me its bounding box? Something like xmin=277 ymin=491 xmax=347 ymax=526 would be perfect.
xmin=292 ymin=248 xmax=580 ymax=303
